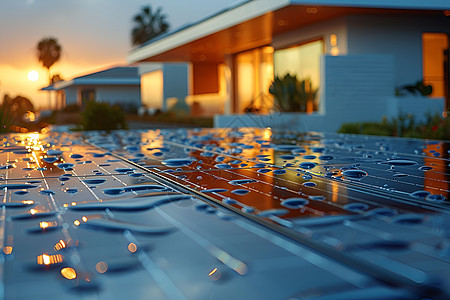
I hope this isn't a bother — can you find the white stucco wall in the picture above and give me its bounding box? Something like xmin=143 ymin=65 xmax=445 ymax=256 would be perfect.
xmin=272 ymin=16 xmax=348 ymax=56
xmin=346 ymin=14 xmax=450 ymax=88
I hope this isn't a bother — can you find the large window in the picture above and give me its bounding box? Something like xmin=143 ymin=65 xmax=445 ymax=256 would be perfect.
xmin=274 ymin=39 xmax=323 ymax=111
xmin=422 ymin=33 xmax=449 ymax=98
xmin=234 ymin=46 xmax=274 ymax=113
xmin=141 ymin=70 xmax=163 ymax=109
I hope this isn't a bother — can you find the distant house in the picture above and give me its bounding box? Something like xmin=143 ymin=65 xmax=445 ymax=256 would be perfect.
xmin=42 ymin=66 xmax=141 ymax=111
xmin=128 ymin=0 xmax=449 ymax=131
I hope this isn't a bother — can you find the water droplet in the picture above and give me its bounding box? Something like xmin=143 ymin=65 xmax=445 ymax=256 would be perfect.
xmin=0 ymin=200 xmax=35 ymax=208
xmin=418 ymin=166 xmax=433 ymax=171
xmin=280 ymin=155 xmax=295 ymax=160
xmin=257 ymin=168 xmax=271 ymax=173
xmin=319 ymin=155 xmax=334 ymax=160
xmin=161 ymin=158 xmax=194 ymax=167
xmin=273 ymin=169 xmax=286 ymax=175
xmin=281 ymin=198 xmax=309 ymax=208
xmin=12 ymin=211 xmax=57 ymax=220
xmin=102 ymin=184 xmax=169 ymax=196
xmin=303 ymin=181 xmax=317 ymax=187
xmin=70 ymin=154 xmax=83 ymax=159
xmin=392 ymin=173 xmax=408 ymax=178
xmin=426 ymin=194 xmax=446 ymax=202
xmin=309 ymin=195 xmax=325 ymax=201
xmin=258 ymin=209 xmax=289 ymax=217
xmin=83 ymin=178 xmax=107 ymax=185
xmin=114 ymin=168 xmax=134 ymax=174
xmin=343 ymin=202 xmax=369 ymax=212
xmin=215 ymin=164 xmax=232 ymax=169
xmin=201 ymin=188 xmax=228 ymax=193
xmin=65 ymin=188 xmax=78 ymax=194
xmin=409 ymin=190 xmax=431 ymax=199
xmin=381 ymin=159 xmax=418 ymax=166
xmin=47 ymin=149 xmax=63 ymax=156
xmin=56 ymin=163 xmax=74 ymax=170
xmin=0 ymin=183 xmax=38 ymax=190
xmin=303 ymin=155 xmax=316 ymax=160
xmin=14 ymin=190 xmax=29 ymax=195
xmin=342 ymin=170 xmax=368 ymax=180
xmin=42 ymin=157 xmax=58 ymax=163
xmin=231 ymin=189 xmax=250 ymax=195
xmin=229 ymin=179 xmax=257 ymax=185
xmin=298 ymin=162 xmax=316 ymax=170
xmin=40 ymin=189 xmax=55 ymax=195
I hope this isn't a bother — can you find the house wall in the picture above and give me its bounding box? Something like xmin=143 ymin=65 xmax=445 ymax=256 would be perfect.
xmin=95 ymin=85 xmax=141 ymax=108
xmin=162 ymin=64 xmax=189 ymax=111
xmin=346 ymin=14 xmax=450 ymax=88
xmin=64 ymin=87 xmax=78 ymax=106
xmin=272 ymin=16 xmax=348 ymax=56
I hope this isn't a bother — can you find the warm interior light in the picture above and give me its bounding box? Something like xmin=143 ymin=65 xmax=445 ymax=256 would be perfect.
xmin=330 ymin=34 xmax=337 ymax=47
xmin=27 ymin=70 xmax=39 ymax=82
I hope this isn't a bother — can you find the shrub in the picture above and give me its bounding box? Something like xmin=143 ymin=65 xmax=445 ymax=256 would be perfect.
xmin=81 ymin=101 xmax=127 ymax=131
xmin=338 ymin=113 xmax=449 ymax=140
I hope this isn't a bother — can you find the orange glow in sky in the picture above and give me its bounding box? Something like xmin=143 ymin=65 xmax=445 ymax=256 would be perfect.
xmin=0 ymin=0 xmax=242 ymax=110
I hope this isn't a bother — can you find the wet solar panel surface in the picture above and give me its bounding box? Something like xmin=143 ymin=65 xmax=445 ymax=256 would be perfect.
xmin=0 ymin=128 xmax=449 ymax=299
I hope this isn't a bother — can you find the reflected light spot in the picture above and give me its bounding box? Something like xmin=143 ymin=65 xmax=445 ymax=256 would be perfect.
xmin=37 ymin=254 xmax=63 ymax=265
xmin=208 ymin=267 xmax=222 ymax=281
xmin=73 ymin=220 xmax=80 ymax=226
xmin=82 ymin=216 xmax=87 ymax=222
xmin=95 ymin=261 xmax=108 ymax=274
xmin=71 ymin=202 xmax=77 ymax=206
xmin=39 ymin=221 xmax=57 ymax=229
xmin=3 ymin=246 xmax=13 ymax=255
xmin=29 ymin=209 xmax=37 ymax=215
xmin=61 ymin=267 xmax=77 ymax=279
xmin=54 ymin=240 xmax=66 ymax=251
xmin=128 ymin=243 xmax=138 ymax=253
xmin=23 ymin=200 xmax=34 ymax=205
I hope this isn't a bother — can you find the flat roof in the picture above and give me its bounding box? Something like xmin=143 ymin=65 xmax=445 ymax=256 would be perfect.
xmin=127 ymin=0 xmax=448 ymax=63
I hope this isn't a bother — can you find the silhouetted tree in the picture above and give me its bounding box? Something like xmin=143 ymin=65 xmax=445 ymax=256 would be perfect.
xmin=51 ymin=73 xmax=63 ymax=85
xmin=131 ymin=5 xmax=169 ymax=46
xmin=36 ymin=37 xmax=62 ymax=84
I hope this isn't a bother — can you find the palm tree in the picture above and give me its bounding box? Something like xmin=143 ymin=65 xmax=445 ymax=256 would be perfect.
xmin=36 ymin=37 xmax=62 ymax=110
xmin=36 ymin=37 xmax=62 ymax=84
xmin=131 ymin=5 xmax=169 ymax=46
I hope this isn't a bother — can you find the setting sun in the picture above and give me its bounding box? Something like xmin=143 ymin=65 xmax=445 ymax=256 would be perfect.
xmin=27 ymin=70 xmax=39 ymax=81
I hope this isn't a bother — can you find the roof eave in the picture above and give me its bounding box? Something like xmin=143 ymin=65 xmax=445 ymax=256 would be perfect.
xmin=127 ymin=0 xmax=291 ymax=63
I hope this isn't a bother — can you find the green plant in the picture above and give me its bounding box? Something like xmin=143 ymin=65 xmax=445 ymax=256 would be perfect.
xmin=81 ymin=101 xmax=127 ymax=131
xmin=269 ymin=74 xmax=318 ymax=112
xmin=338 ymin=113 xmax=449 ymax=140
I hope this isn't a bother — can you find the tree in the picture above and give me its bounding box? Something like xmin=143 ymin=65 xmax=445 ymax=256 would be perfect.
xmin=131 ymin=5 xmax=169 ymax=46
xmin=36 ymin=37 xmax=62 ymax=84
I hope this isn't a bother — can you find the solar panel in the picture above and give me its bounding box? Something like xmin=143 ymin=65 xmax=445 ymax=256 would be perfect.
xmin=0 ymin=128 xmax=448 ymax=299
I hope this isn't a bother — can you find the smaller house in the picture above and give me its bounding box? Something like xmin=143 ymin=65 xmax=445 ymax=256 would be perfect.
xmin=42 ymin=66 xmax=141 ymax=111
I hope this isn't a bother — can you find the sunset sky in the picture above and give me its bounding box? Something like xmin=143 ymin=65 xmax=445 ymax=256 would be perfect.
xmin=0 ymin=0 xmax=245 ymax=109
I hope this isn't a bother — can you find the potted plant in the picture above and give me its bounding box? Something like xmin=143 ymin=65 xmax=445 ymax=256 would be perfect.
xmin=268 ymin=74 xmax=318 ymax=113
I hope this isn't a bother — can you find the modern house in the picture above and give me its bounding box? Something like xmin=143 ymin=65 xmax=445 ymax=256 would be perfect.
xmin=42 ymin=66 xmax=141 ymax=111
xmin=127 ymin=0 xmax=449 ymax=132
